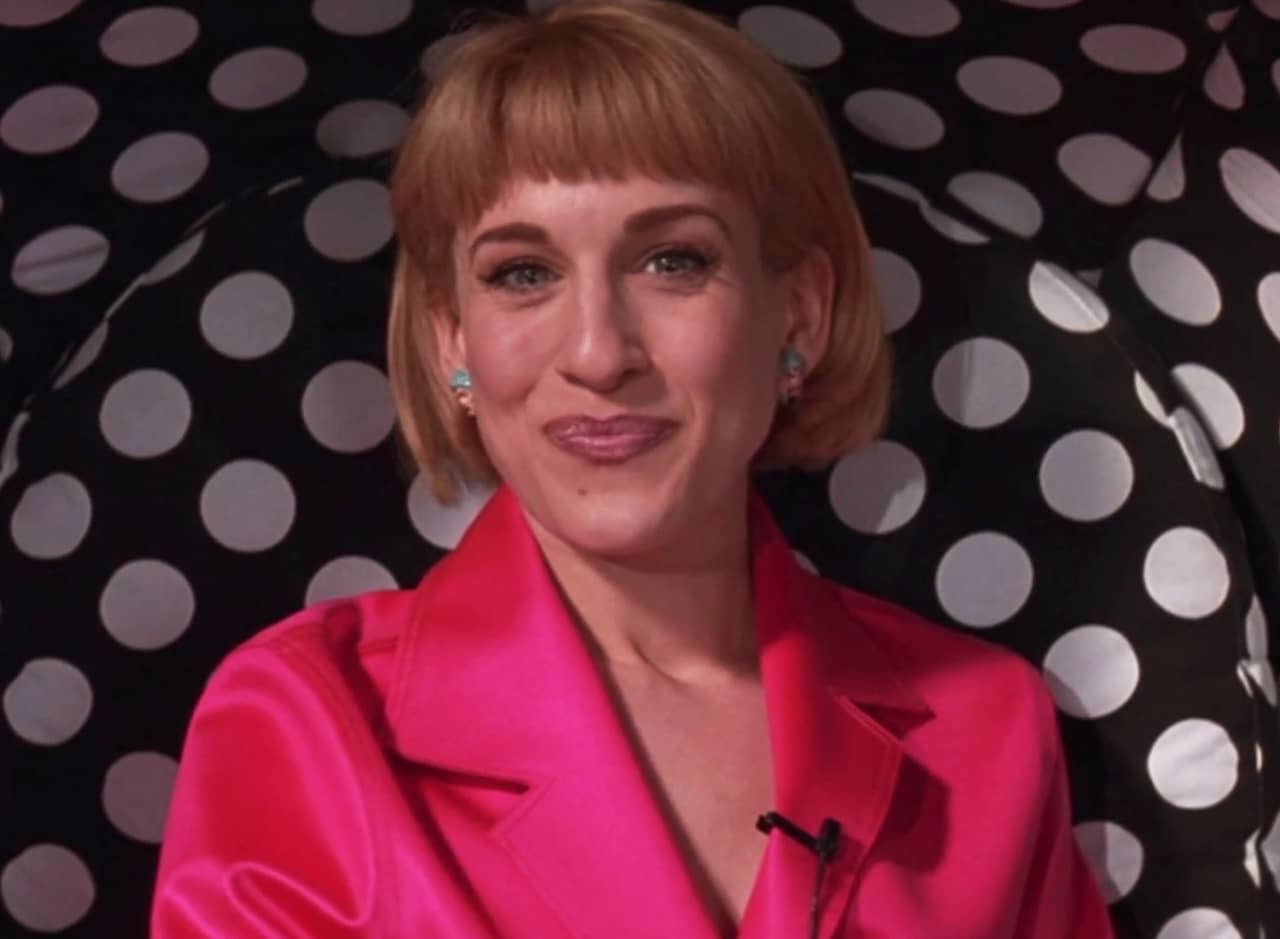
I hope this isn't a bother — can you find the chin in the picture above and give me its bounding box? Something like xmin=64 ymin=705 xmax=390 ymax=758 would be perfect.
xmin=513 ymin=468 xmax=689 ymax=562
xmin=548 ymin=485 xmax=679 ymax=559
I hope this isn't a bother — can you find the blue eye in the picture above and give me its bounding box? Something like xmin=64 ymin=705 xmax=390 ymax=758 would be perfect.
xmin=647 ymin=247 xmax=712 ymax=277
xmin=483 ymin=261 xmax=550 ymax=292
xmin=481 ymin=246 xmax=714 ymax=294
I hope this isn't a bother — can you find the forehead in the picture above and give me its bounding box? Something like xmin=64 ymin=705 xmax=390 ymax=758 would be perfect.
xmin=462 ymin=174 xmax=744 ymax=236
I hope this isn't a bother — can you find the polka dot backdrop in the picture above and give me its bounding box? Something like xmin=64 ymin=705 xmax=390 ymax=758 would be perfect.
xmin=1 ymin=1 xmax=1277 ymax=937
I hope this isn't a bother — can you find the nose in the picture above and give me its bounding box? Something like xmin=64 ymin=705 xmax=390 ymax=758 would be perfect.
xmin=556 ymin=276 xmax=649 ymax=392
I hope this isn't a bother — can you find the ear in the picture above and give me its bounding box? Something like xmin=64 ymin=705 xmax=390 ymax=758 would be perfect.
xmin=430 ymin=305 xmax=468 ymax=385
xmin=782 ymin=245 xmax=834 ymax=370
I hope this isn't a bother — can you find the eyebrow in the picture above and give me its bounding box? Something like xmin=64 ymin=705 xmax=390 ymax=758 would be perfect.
xmin=467 ymin=202 xmax=730 ymax=262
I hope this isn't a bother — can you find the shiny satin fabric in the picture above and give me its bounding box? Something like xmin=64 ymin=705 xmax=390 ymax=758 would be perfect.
xmin=150 ymin=483 xmax=1115 ymax=938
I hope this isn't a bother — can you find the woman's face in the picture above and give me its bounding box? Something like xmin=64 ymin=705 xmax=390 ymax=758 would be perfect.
xmin=440 ymin=174 xmax=830 ymax=564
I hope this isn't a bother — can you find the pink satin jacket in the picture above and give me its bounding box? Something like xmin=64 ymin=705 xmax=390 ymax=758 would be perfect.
xmin=151 ymin=483 xmax=1115 ymax=938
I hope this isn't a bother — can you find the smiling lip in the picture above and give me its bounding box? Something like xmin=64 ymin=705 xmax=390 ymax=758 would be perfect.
xmin=542 ymin=415 xmax=678 ymax=464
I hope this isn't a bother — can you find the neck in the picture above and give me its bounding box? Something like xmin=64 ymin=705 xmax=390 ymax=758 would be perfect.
xmin=525 ymin=486 xmax=759 ymax=687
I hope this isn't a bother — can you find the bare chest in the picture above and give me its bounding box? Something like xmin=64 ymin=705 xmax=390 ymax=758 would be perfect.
xmin=603 ymin=668 xmax=775 ymax=936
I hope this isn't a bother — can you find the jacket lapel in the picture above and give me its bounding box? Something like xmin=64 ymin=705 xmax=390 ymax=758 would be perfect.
xmin=385 ymin=483 xmax=721 ymax=939
xmin=384 ymin=483 xmax=933 ymax=939
xmin=740 ymin=488 xmax=934 ymax=939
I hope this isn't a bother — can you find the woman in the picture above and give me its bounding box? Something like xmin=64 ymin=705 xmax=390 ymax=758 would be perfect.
xmin=151 ymin=1 xmax=1114 ymax=936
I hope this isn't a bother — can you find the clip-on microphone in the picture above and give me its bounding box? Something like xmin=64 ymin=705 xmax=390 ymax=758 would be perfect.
xmin=755 ymin=811 xmax=843 ymax=939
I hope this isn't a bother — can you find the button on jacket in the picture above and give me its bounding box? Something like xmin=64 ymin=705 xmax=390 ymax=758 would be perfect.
xmin=151 ymin=483 xmax=1115 ymax=938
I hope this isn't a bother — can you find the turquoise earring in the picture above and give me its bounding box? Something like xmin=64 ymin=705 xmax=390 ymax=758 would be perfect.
xmin=449 ymin=368 xmax=475 ymax=416
xmin=778 ymin=346 xmax=806 ymax=405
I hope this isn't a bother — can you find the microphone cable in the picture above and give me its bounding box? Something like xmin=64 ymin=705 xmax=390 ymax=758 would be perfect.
xmin=756 ymin=811 xmax=843 ymax=939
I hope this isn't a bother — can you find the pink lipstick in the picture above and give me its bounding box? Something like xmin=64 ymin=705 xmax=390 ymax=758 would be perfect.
xmin=542 ymin=414 xmax=677 ymax=464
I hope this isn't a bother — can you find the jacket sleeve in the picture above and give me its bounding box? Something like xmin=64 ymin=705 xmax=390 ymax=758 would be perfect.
xmin=150 ymin=640 xmax=386 ymax=939
xmin=1012 ymin=676 xmax=1117 ymax=939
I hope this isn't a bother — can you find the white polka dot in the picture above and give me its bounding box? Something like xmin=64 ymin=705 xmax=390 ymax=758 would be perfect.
xmin=1057 ymin=133 xmax=1153 ymax=206
xmin=1263 ymin=806 xmax=1280 ymax=886
xmin=1073 ymin=820 xmax=1144 ymax=902
xmin=304 ymin=178 xmax=392 ymax=262
xmin=1207 ymin=9 xmax=1239 ymax=31
xmin=420 ymin=31 xmax=471 ymax=79
xmin=1167 ymin=408 xmax=1226 ymax=491
xmin=828 ymin=440 xmax=927 ymax=535
xmin=1144 ymin=526 xmax=1230 ymax=620
xmin=305 ymin=556 xmax=398 ymax=605
xmin=1156 ymin=908 xmax=1242 ymax=939
xmin=140 ymin=229 xmax=205 ymax=285
xmin=1130 ymin=239 xmax=1221 ymax=327
xmin=843 ymin=89 xmax=944 ymax=150
xmin=100 ymin=560 xmax=195 ymax=650
xmin=0 ymin=412 xmax=29 ymax=494
xmin=1247 ymin=829 xmax=1262 ymax=888
xmin=99 ymin=369 xmax=191 ymax=458
xmin=946 ymin=172 xmax=1042 ymax=237
xmin=935 ymin=532 xmax=1034 ymax=628
xmin=1244 ymin=596 xmax=1277 ymax=706
xmin=102 ymin=751 xmax=178 ymax=843
xmin=1261 ymin=0 xmax=1280 ymax=21
xmin=0 ymin=84 xmax=98 ymax=154
xmin=1148 ymin=719 xmax=1239 ymax=809
xmin=1171 ymin=363 xmax=1245 ymax=449
xmin=11 ymin=225 xmax=109 ymax=295
xmin=919 ymin=204 xmax=990 ymax=244
xmin=210 ymin=47 xmax=307 ymax=110
xmin=1260 ymin=273 xmax=1280 ymax=343
xmin=853 ymin=172 xmax=925 ymax=204
xmin=739 ymin=6 xmax=842 ymax=68
xmin=1134 ymin=371 xmax=1169 ymax=422
xmin=0 ymin=0 xmax=80 ymax=27
xmin=4 ymin=658 xmax=92 ymax=747
xmin=407 ymin=473 xmax=493 ymax=549
xmin=1044 ymin=625 xmax=1139 ymax=718
xmin=10 ymin=472 xmax=92 ymax=559
xmin=316 ymin=99 xmax=408 ymax=158
xmin=1220 ymin=148 xmax=1280 ymax=236
xmin=312 ymin=0 xmax=410 ymax=35
xmin=1028 ymin=261 xmax=1109 ymax=333
xmin=1039 ymin=430 xmax=1133 ymax=522
xmin=200 ymin=460 xmax=296 ymax=552
xmin=792 ymin=550 xmax=818 ymax=574
xmin=99 ymin=7 xmax=198 ymax=66
xmin=871 ymin=248 xmax=921 ymax=333
xmin=200 ymin=270 xmax=294 ymax=359
xmin=956 ymin=56 xmax=1062 ymax=115
xmin=301 ymin=361 xmax=395 ymax=453
xmin=1204 ymin=46 xmax=1245 ymax=110
xmin=110 ymin=131 xmax=208 ymax=203
xmin=1147 ymin=134 xmax=1186 ymax=202
xmin=53 ymin=321 xmax=108 ymax=389
xmin=0 ymin=326 xmax=12 ymax=362
xmin=1 ymin=844 xmax=94 ymax=931
xmin=1080 ymin=25 xmax=1186 ymax=74
xmin=852 ymin=0 xmax=960 ymax=37
xmin=932 ymin=337 xmax=1031 ymax=429
xmin=854 ymin=173 xmax=989 ymax=245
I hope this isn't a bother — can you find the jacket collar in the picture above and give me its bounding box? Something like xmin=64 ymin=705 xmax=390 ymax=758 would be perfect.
xmin=385 ymin=482 xmax=932 ymax=939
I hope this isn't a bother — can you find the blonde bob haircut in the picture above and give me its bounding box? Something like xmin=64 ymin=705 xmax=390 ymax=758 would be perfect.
xmin=388 ymin=0 xmax=890 ymax=505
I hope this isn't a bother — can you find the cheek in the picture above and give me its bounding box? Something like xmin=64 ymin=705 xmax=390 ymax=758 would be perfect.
xmin=464 ymin=315 xmax=549 ymax=405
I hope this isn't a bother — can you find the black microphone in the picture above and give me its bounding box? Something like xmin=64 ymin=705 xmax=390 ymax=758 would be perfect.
xmin=755 ymin=812 xmax=843 ymax=939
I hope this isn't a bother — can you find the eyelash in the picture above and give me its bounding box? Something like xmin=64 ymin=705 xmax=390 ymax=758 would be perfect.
xmin=480 ymin=245 xmax=716 ymax=293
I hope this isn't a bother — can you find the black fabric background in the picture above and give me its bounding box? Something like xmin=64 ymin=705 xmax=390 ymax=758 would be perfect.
xmin=2 ymin=2 xmax=1278 ymax=936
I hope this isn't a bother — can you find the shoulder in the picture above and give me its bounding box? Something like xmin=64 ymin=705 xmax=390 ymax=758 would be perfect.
xmin=193 ymin=587 xmax=419 ymax=736
xmin=819 ymin=575 xmax=1061 ymax=755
